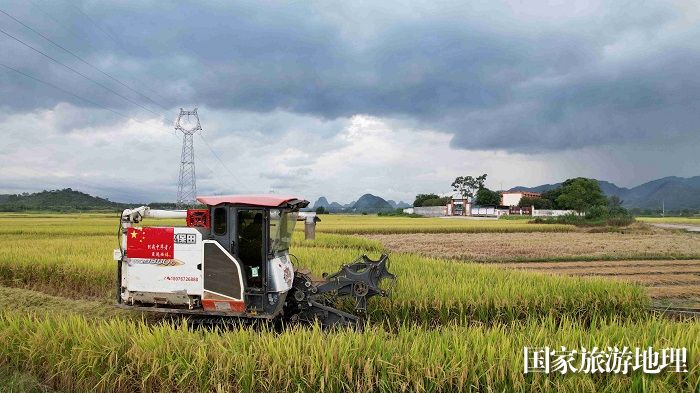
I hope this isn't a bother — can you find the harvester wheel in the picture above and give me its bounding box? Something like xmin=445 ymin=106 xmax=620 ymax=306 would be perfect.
xmin=353 ymin=282 xmax=369 ymax=297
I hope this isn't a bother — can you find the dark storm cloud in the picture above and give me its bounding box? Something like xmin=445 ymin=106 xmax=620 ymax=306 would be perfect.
xmin=1 ymin=0 xmax=697 ymax=152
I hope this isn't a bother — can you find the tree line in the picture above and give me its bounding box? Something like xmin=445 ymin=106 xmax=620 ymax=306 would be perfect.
xmin=413 ymin=175 xmax=633 ymax=225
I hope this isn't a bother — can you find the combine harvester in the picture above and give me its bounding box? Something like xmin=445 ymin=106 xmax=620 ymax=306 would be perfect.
xmin=115 ymin=195 xmax=394 ymax=327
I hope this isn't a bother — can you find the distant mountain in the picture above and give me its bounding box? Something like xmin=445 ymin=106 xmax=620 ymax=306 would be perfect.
xmin=510 ymin=176 xmax=700 ymax=210
xmin=387 ymin=200 xmax=411 ymax=209
xmin=312 ymin=197 xmax=331 ymax=210
xmin=311 ymin=197 xmax=350 ymax=213
xmin=0 ymin=188 xmax=126 ymax=212
xmin=352 ymin=194 xmax=393 ymax=212
xmin=511 ymin=180 xmax=628 ymax=196
xmin=310 ymin=195 xmax=399 ymax=213
xmin=329 ymin=202 xmax=344 ymax=211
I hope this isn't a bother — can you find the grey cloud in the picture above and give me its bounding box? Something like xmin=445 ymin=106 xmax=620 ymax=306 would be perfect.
xmin=261 ymin=168 xmax=312 ymax=181
xmin=0 ymin=0 xmax=698 ymax=152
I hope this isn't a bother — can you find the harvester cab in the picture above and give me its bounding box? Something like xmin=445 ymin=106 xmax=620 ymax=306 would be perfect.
xmin=115 ymin=195 xmax=394 ymax=327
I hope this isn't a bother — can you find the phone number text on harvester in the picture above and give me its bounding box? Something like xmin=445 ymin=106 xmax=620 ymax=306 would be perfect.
xmin=164 ymin=276 xmax=199 ymax=282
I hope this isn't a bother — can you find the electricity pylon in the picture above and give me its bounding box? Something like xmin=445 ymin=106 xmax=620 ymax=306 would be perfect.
xmin=175 ymin=108 xmax=201 ymax=208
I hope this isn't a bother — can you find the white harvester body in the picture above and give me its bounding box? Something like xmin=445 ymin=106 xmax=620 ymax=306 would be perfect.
xmin=114 ymin=195 xmax=393 ymax=326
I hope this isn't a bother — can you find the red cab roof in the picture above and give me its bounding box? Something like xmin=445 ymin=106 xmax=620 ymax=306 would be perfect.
xmin=196 ymin=194 xmax=307 ymax=208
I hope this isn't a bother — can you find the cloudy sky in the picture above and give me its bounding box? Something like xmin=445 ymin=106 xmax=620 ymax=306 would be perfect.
xmin=1 ymin=0 xmax=698 ymax=203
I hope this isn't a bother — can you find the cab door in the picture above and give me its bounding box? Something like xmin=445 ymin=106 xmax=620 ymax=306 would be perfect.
xmin=211 ymin=206 xmax=233 ymax=252
xmin=234 ymin=209 xmax=265 ymax=291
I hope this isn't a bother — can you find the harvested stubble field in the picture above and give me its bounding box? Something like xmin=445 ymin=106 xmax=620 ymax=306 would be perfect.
xmin=315 ymin=214 xmax=575 ymax=234
xmin=367 ymin=229 xmax=700 ymax=306
xmin=365 ymin=231 xmax=700 ymax=262
xmin=0 ymin=213 xmax=698 ymax=392
xmin=498 ymin=260 xmax=700 ymax=306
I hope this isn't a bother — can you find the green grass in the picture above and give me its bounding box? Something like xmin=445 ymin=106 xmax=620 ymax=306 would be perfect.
xmin=0 ymin=313 xmax=696 ymax=393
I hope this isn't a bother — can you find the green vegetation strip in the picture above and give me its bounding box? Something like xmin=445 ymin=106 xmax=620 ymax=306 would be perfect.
xmin=0 ymin=314 xmax=696 ymax=393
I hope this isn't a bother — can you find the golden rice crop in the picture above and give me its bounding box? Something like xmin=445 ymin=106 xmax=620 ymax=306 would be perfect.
xmin=0 ymin=313 xmax=696 ymax=393
xmin=637 ymin=217 xmax=700 ymax=225
xmin=0 ymin=213 xmax=697 ymax=392
xmin=0 ymin=233 xmax=113 ymax=298
xmin=291 ymin=232 xmax=385 ymax=252
xmin=292 ymin=247 xmax=648 ymax=324
xmin=0 ymin=212 xmax=649 ymax=324
xmin=315 ymin=214 xmax=576 ymax=234
xmin=0 ymin=213 xmax=575 ymax=236
xmin=0 ymin=230 xmax=647 ymax=324
xmin=0 ymin=213 xmax=183 ymax=235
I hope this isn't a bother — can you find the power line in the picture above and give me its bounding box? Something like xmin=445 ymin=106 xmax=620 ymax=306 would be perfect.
xmin=28 ymin=0 xmax=171 ymax=105
xmin=1 ymin=61 xmax=131 ymax=120
xmin=198 ymin=133 xmax=247 ymax=191
xmin=0 ymin=8 xmax=168 ymax=112
xmin=4 ymin=59 xmax=242 ymax=194
xmin=61 ymin=0 xmax=123 ymax=48
xmin=162 ymin=114 xmax=245 ymax=194
xmin=2 ymin=5 xmax=239 ymax=194
xmin=0 ymin=27 xmax=164 ymax=118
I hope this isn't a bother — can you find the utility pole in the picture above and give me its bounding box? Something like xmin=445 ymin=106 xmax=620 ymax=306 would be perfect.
xmin=662 ymin=199 xmax=665 ymax=217
xmin=175 ymin=108 xmax=201 ymax=208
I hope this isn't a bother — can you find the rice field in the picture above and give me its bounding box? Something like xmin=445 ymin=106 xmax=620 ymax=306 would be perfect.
xmin=0 ymin=313 xmax=697 ymax=393
xmin=499 ymin=260 xmax=700 ymax=307
xmin=314 ymin=214 xmax=575 ymax=234
xmin=365 ymin=231 xmax=700 ymax=262
xmin=637 ymin=217 xmax=700 ymax=225
xmin=369 ymin=231 xmax=700 ymax=306
xmin=0 ymin=213 xmax=697 ymax=392
xmin=0 ymin=227 xmax=646 ymax=325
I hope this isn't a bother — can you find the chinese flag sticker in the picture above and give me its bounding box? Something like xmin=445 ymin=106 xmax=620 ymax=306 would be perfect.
xmin=127 ymin=227 xmax=174 ymax=259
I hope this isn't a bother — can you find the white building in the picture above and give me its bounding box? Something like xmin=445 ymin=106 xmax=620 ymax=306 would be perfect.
xmin=500 ymin=191 xmax=541 ymax=207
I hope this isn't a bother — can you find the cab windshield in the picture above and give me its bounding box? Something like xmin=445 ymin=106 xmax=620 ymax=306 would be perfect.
xmin=269 ymin=209 xmax=298 ymax=253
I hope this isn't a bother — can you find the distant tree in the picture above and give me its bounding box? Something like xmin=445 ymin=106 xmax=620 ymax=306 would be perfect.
xmin=540 ymin=188 xmax=562 ymax=209
xmin=608 ymin=195 xmax=623 ymax=208
xmin=315 ymin=206 xmax=327 ymax=214
xmin=451 ymin=174 xmax=487 ymax=202
xmin=475 ymin=188 xmax=500 ymax=206
xmin=413 ymin=193 xmax=440 ymax=207
xmin=519 ymin=196 xmax=553 ymax=209
xmin=421 ymin=196 xmax=452 ymax=207
xmin=556 ymin=178 xmax=608 ymax=213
